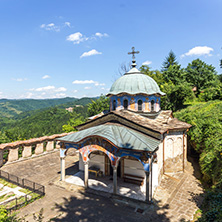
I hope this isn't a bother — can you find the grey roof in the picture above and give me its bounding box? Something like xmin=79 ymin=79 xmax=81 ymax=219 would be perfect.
xmin=107 ymin=67 xmax=165 ymax=96
xmin=58 ymin=124 xmax=160 ymax=152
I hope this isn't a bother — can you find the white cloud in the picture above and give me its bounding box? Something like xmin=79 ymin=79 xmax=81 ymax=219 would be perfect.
xmin=40 ymin=23 xmax=60 ymax=32
xmin=55 ymin=87 xmax=67 ymax=92
xmin=30 ymin=85 xmax=67 ymax=92
xmin=66 ymin=32 xmax=88 ymax=44
xmin=84 ymin=86 xmax=92 ymax=90
xmin=95 ymin=32 xmax=109 ymax=38
xmin=95 ymin=82 xmax=105 ymax=86
xmin=12 ymin=78 xmax=27 ymax=82
xmin=42 ymin=75 xmax=50 ymax=79
xmin=181 ymin=46 xmax=214 ymax=58
xmin=55 ymin=93 xmax=66 ymax=98
xmin=142 ymin=60 xmax=152 ymax=66
xmin=73 ymin=90 xmax=78 ymax=93
xmin=64 ymin=22 xmax=71 ymax=27
xmin=80 ymin=49 xmax=102 ymax=58
xmin=72 ymin=80 xmax=96 ymax=84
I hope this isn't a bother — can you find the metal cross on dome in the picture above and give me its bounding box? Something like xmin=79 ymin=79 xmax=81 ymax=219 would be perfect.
xmin=128 ymin=47 xmax=139 ymax=67
xmin=128 ymin=47 xmax=139 ymax=60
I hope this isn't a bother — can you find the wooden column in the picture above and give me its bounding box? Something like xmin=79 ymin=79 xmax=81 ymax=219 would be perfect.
xmin=113 ymin=165 xmax=117 ymax=194
xmin=60 ymin=157 xmax=66 ymax=181
xmin=46 ymin=141 xmax=54 ymax=152
xmin=84 ymin=161 xmax=89 ymax=188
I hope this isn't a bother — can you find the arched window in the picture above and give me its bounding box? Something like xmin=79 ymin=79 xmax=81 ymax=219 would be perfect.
xmin=151 ymin=100 xmax=155 ymax=112
xmin=123 ymin=99 xmax=128 ymax=110
xmin=138 ymin=100 xmax=143 ymax=111
xmin=113 ymin=100 xmax=116 ymax=111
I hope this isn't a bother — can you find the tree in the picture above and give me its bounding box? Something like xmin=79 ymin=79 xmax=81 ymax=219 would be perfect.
xmin=162 ymin=50 xmax=178 ymax=71
xmin=162 ymin=64 xmax=186 ymax=85
xmin=161 ymin=82 xmax=195 ymax=111
xmin=185 ymin=59 xmax=217 ymax=95
xmin=220 ymin=59 xmax=222 ymax=69
xmin=87 ymin=95 xmax=110 ymax=117
xmin=140 ymin=65 xmax=166 ymax=86
xmin=62 ymin=112 xmax=85 ymax=132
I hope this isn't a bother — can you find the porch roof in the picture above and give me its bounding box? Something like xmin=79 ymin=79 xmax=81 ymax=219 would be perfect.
xmin=57 ymin=124 xmax=160 ymax=152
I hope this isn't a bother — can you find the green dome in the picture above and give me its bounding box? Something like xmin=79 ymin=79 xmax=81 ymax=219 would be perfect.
xmin=107 ymin=67 xmax=165 ymax=96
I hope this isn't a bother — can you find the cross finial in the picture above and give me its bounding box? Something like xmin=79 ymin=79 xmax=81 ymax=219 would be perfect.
xmin=128 ymin=47 xmax=139 ymax=68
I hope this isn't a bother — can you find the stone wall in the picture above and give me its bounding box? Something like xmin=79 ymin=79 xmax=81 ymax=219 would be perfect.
xmin=0 ymin=133 xmax=71 ymax=166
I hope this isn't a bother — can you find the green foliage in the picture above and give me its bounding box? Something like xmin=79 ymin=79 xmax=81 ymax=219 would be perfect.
xmin=140 ymin=65 xmax=166 ymax=86
xmin=198 ymin=190 xmax=222 ymax=222
xmin=0 ymin=97 xmax=95 ymax=118
xmin=0 ymin=207 xmax=19 ymax=222
xmin=162 ymin=64 xmax=186 ymax=85
xmin=185 ymin=59 xmax=217 ymax=95
xmin=62 ymin=112 xmax=85 ymax=132
xmin=198 ymin=81 xmax=222 ymax=102
xmin=161 ymin=82 xmax=195 ymax=111
xmin=87 ymin=95 xmax=110 ymax=117
xmin=175 ymin=101 xmax=222 ymax=188
xmin=161 ymin=50 xmax=178 ymax=71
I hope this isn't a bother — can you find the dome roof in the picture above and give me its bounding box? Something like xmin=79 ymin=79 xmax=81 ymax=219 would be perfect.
xmin=107 ymin=67 xmax=165 ymax=96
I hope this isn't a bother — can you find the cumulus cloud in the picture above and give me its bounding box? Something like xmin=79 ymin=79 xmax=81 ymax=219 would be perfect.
xmin=30 ymin=85 xmax=67 ymax=92
xmin=181 ymin=46 xmax=214 ymax=58
xmin=66 ymin=32 xmax=88 ymax=44
xmin=42 ymin=75 xmax=50 ymax=79
xmin=66 ymin=32 xmax=108 ymax=45
xmin=84 ymin=86 xmax=92 ymax=90
xmin=80 ymin=49 xmax=102 ymax=58
xmin=95 ymin=32 xmax=109 ymax=38
xmin=142 ymin=60 xmax=152 ymax=66
xmin=64 ymin=22 xmax=71 ymax=27
xmin=12 ymin=78 xmax=27 ymax=82
xmin=72 ymin=80 xmax=96 ymax=84
xmin=40 ymin=23 xmax=60 ymax=32
xmin=72 ymin=80 xmax=105 ymax=86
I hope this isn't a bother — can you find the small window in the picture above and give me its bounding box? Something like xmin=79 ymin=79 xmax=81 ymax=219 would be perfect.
xmin=151 ymin=100 xmax=155 ymax=112
xmin=138 ymin=100 xmax=143 ymax=111
xmin=113 ymin=100 xmax=116 ymax=111
xmin=123 ymin=99 xmax=128 ymax=110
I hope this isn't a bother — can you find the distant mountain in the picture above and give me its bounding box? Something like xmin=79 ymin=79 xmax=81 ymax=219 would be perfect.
xmin=0 ymin=97 xmax=96 ymax=118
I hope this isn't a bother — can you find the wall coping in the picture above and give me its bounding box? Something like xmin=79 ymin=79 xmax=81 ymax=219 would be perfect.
xmin=0 ymin=132 xmax=73 ymax=150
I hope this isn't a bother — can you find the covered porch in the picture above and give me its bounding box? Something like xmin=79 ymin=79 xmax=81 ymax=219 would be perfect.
xmin=57 ymin=124 xmax=160 ymax=202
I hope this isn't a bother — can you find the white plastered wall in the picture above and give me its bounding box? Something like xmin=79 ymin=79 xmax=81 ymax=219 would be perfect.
xmin=124 ymin=159 xmax=145 ymax=177
xmin=89 ymin=153 xmax=105 ymax=175
xmin=165 ymin=131 xmax=184 ymax=159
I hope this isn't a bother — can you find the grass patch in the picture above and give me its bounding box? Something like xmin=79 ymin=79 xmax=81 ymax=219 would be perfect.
xmin=0 ymin=178 xmax=17 ymax=188
xmin=0 ymin=192 xmax=15 ymax=203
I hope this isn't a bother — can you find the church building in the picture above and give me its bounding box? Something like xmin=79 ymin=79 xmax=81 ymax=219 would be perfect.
xmin=57 ymin=48 xmax=191 ymax=202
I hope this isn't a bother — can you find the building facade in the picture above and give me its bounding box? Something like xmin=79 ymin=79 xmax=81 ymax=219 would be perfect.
xmin=57 ymin=49 xmax=191 ymax=202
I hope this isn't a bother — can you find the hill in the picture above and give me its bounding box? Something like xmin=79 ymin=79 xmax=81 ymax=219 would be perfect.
xmin=0 ymin=97 xmax=95 ymax=118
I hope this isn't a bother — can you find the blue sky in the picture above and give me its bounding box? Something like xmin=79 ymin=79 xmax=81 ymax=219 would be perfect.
xmin=0 ymin=0 xmax=221 ymax=99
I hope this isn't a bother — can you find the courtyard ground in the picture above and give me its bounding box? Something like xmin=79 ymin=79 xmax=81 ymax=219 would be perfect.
xmin=1 ymin=151 xmax=204 ymax=222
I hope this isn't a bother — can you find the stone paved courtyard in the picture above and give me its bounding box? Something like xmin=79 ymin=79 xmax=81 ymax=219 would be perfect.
xmin=1 ymin=150 xmax=204 ymax=221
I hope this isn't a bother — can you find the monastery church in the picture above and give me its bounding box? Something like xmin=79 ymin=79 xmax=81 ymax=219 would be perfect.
xmin=57 ymin=48 xmax=191 ymax=202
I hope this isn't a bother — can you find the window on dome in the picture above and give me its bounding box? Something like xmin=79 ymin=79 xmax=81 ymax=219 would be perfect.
xmin=138 ymin=100 xmax=143 ymax=111
xmin=113 ymin=100 xmax=116 ymax=111
xmin=151 ymin=100 xmax=155 ymax=112
xmin=123 ymin=99 xmax=128 ymax=110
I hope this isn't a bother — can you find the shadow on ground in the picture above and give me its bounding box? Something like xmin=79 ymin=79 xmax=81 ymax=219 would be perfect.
xmin=51 ymin=190 xmax=171 ymax=222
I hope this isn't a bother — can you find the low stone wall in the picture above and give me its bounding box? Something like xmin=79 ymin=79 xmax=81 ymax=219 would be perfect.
xmin=0 ymin=133 xmax=71 ymax=166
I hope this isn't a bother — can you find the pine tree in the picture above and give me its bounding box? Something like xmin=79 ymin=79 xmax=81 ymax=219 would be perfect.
xmin=162 ymin=50 xmax=178 ymax=71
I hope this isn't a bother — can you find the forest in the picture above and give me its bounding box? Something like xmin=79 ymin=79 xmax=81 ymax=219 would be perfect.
xmin=0 ymin=51 xmax=221 ymax=221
